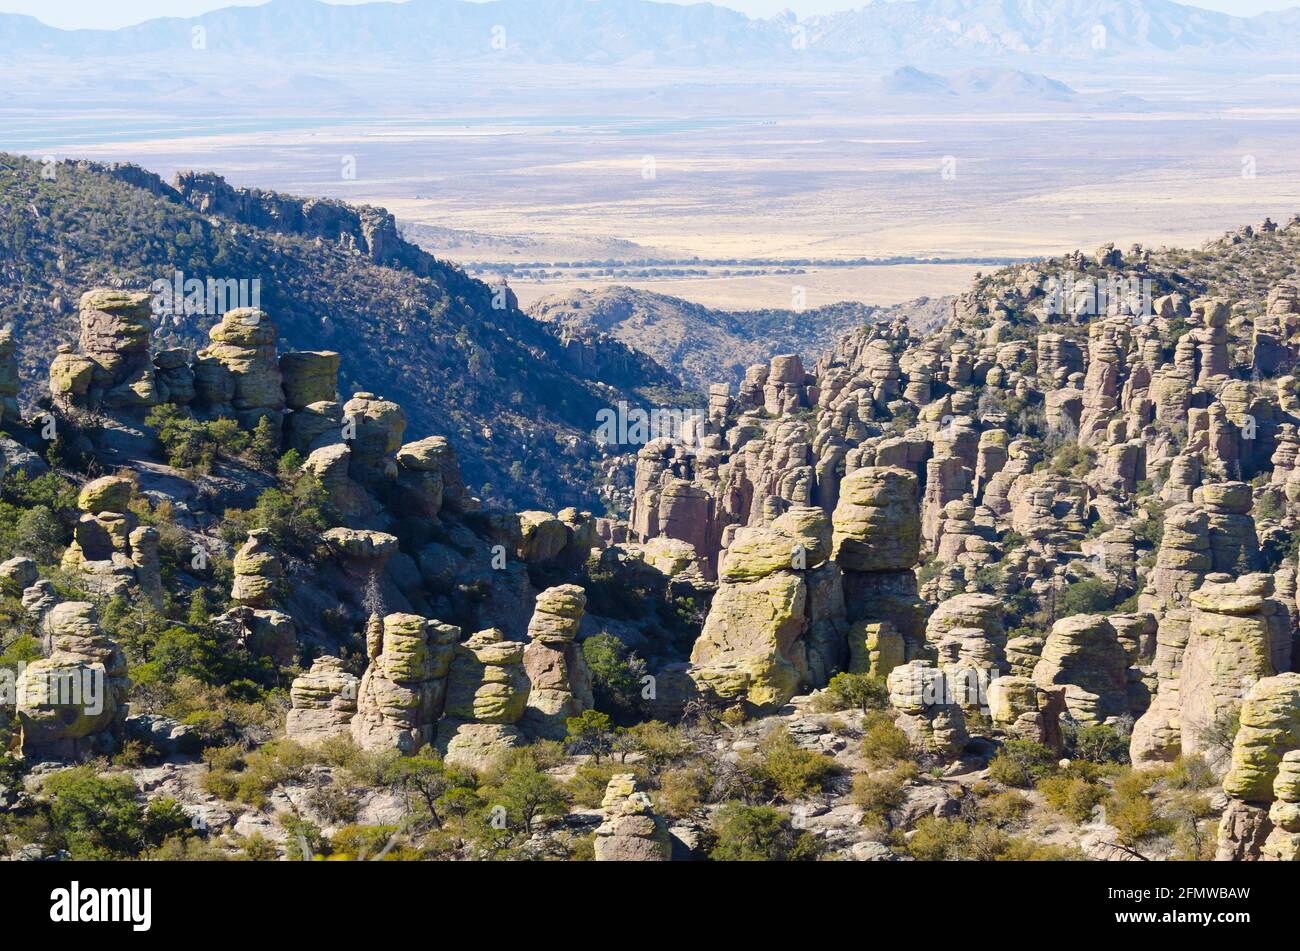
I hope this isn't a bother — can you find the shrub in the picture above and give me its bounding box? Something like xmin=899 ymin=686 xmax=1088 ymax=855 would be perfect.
xmin=222 ymin=469 xmax=336 ymax=556
xmin=814 ymin=672 xmax=889 ymax=714
xmin=851 ymin=762 xmax=916 ymax=820
xmin=1163 ymin=754 xmax=1215 ymax=791
xmin=328 ymin=825 xmax=421 ymax=861
xmin=987 ymin=739 xmax=1057 ymax=788
xmin=146 ymin=405 xmax=248 ymax=472
xmin=582 ymin=632 xmax=648 ymax=720
xmin=903 ymin=817 xmax=974 ymax=860
xmin=1067 ymin=723 xmax=1130 ymax=765
xmin=565 ymin=762 xmax=628 ymax=809
xmin=565 ymin=709 xmax=615 ymax=763
xmin=1057 ymin=578 xmax=1117 ymax=618
xmin=42 ymin=768 xmax=145 ymax=859
xmin=1036 ymin=772 xmax=1106 ymax=823
xmin=614 ymin=721 xmax=691 ymax=770
xmin=481 ymin=760 xmax=569 ymax=836
xmin=656 ymin=765 xmax=712 ymax=817
xmin=753 ymin=727 xmax=839 ymax=801
xmin=860 ymin=711 xmax=912 ymax=765
xmin=13 ymin=505 xmax=65 ymax=564
xmin=709 ymin=803 xmax=820 ymax=861
xmin=977 ymin=790 xmax=1032 ymax=827
xmin=1109 ymin=768 xmax=1172 ymax=846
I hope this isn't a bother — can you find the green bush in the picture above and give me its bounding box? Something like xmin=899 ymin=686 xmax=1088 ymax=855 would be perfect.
xmin=1067 ymin=723 xmax=1130 ymax=765
xmin=1036 ymin=772 xmax=1106 ymax=823
xmin=709 ymin=803 xmax=820 ymax=861
xmin=814 ymin=672 xmax=889 ymax=714
xmin=851 ymin=762 xmax=916 ymax=820
xmin=860 ymin=711 xmax=913 ymax=765
xmin=1109 ymin=768 xmax=1173 ymax=846
xmin=1057 ymin=578 xmax=1118 ymax=618
xmin=582 ymin=632 xmax=648 ymax=720
xmin=988 ymin=739 xmax=1058 ymax=788
xmin=146 ymin=405 xmax=249 ymax=472
xmin=42 ymin=768 xmax=147 ymax=859
xmin=752 ymin=727 xmax=839 ymax=801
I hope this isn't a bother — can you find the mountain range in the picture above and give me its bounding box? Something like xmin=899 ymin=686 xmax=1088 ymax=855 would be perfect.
xmin=1 ymin=0 xmax=1297 ymax=66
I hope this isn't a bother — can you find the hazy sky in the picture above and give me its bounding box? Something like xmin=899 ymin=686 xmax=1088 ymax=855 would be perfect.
xmin=1 ymin=0 xmax=1294 ymax=31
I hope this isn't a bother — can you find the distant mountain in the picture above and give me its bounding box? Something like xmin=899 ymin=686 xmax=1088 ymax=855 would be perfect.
xmin=880 ymin=65 xmax=1076 ymax=100
xmin=528 ymin=285 xmax=942 ymax=390
xmin=1 ymin=0 xmax=1295 ymax=65
xmin=0 ymin=154 xmax=685 ymax=511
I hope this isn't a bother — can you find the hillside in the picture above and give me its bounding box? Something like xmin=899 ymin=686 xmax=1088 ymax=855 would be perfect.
xmin=2 ymin=210 xmax=1300 ymax=869
xmin=0 ymin=154 xmax=684 ymax=511
xmin=528 ymin=285 xmax=945 ymax=389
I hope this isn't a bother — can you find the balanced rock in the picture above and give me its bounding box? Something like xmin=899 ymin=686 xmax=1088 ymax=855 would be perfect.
xmin=521 ymin=585 xmax=594 ymax=740
xmin=15 ymin=602 xmax=129 ymax=757
xmin=1032 ymin=614 xmax=1129 ymax=725
xmin=351 ymin=613 xmax=457 ymax=753
xmin=231 ymin=529 xmax=282 ymax=608
xmin=286 ymin=656 xmax=360 ymax=742
xmin=593 ymin=774 xmax=671 ymax=861
xmin=437 ymin=628 xmax=531 ymax=769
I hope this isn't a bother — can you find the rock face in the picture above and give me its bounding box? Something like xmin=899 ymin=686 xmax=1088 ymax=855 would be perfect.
xmin=231 ymin=530 xmax=282 ymax=608
xmin=831 ymin=467 xmax=921 ymax=572
xmin=343 ymin=392 xmax=407 ymax=483
xmin=0 ymin=326 xmax=21 ymax=425
xmin=1178 ymin=574 xmax=1289 ymax=766
xmin=71 ymin=289 xmax=157 ymax=409
xmin=436 ymin=628 xmax=531 ymax=769
xmin=686 ymin=507 xmax=838 ymax=712
xmin=1262 ymin=751 xmax=1300 ymax=861
xmin=593 ymin=774 xmax=671 ymax=861
xmin=1032 ymin=614 xmax=1129 ymax=725
xmin=521 ymin=585 xmax=594 ymax=740
xmin=202 ymin=308 xmax=285 ymax=428
xmin=351 ymin=613 xmax=457 ymax=754
xmin=833 ymin=466 xmax=926 ymax=658
xmin=924 ymin=592 xmax=1006 ymax=703
xmin=286 ymin=656 xmax=360 ymax=742
xmin=847 ymin=621 xmax=905 ymax=680
xmin=279 ymin=350 xmax=340 ymax=409
xmin=16 ymin=602 xmax=130 ymax=757
xmin=988 ymin=675 xmax=1064 ymax=748
xmin=1216 ymin=674 xmax=1300 ymax=860
xmin=59 ymin=475 xmax=163 ymax=608
xmin=887 ymin=661 xmax=968 ymax=757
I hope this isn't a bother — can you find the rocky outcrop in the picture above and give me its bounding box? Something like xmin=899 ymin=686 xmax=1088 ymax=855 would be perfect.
xmin=1216 ymin=673 xmax=1300 ymax=860
xmin=1262 ymin=751 xmax=1300 ymax=861
xmin=59 ymin=476 xmax=162 ymax=608
xmin=15 ymin=602 xmax=129 ymax=757
xmin=1178 ymin=574 xmax=1289 ymax=767
xmin=436 ymin=628 xmax=531 ymax=769
xmin=351 ymin=613 xmax=458 ymax=754
xmin=521 ymin=585 xmax=594 ymax=740
xmin=685 ymin=506 xmax=842 ymax=712
xmin=231 ymin=530 xmax=282 ymax=608
xmin=69 ymin=289 xmax=157 ymax=409
xmin=286 ymin=656 xmax=360 ymax=743
xmin=887 ymin=661 xmax=969 ymax=757
xmin=1032 ymin=614 xmax=1129 ymax=725
xmin=593 ymin=774 xmax=671 ymax=861
xmin=201 ymin=308 xmax=284 ymax=428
